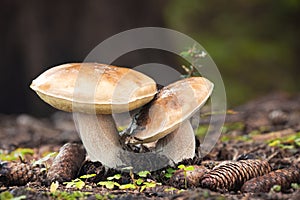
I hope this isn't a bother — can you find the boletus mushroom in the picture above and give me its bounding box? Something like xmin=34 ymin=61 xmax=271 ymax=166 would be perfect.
xmin=123 ymin=77 xmax=214 ymax=144
xmin=30 ymin=63 xmax=156 ymax=114
xmin=30 ymin=63 xmax=213 ymax=172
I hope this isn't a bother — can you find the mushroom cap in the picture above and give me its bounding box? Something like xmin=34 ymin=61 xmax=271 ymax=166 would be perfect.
xmin=127 ymin=77 xmax=213 ymax=143
xmin=30 ymin=63 xmax=157 ymax=114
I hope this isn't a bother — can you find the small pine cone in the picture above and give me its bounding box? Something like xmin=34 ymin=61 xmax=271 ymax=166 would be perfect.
xmin=241 ymin=167 xmax=300 ymax=193
xmin=169 ymin=165 xmax=210 ymax=188
xmin=200 ymin=159 xmax=272 ymax=192
xmin=0 ymin=162 xmax=45 ymax=186
xmin=46 ymin=143 xmax=86 ymax=183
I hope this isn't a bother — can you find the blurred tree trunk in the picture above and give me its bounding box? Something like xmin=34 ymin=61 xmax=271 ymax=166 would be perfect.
xmin=0 ymin=0 xmax=169 ymax=116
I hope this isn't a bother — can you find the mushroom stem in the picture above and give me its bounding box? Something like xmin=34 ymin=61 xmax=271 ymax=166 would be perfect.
xmin=73 ymin=113 xmax=196 ymax=172
xmin=73 ymin=113 xmax=123 ymax=168
xmin=156 ymin=121 xmax=196 ymax=163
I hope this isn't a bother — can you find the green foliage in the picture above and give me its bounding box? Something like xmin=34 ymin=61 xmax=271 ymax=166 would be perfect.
xmin=295 ymin=138 xmax=300 ymax=147
xmin=135 ymin=178 xmax=144 ymax=185
xmin=165 ymin=0 xmax=300 ymax=106
xmin=64 ymin=179 xmax=85 ymax=190
xmin=165 ymin=167 xmax=176 ymax=178
xmin=137 ymin=170 xmax=150 ymax=178
xmin=117 ymin=126 xmax=127 ymax=132
xmin=98 ymin=181 xmax=120 ymax=190
xmin=0 ymin=148 xmax=34 ymax=161
xmin=178 ymin=164 xmax=195 ymax=189
xmin=178 ymin=164 xmax=194 ymax=171
xmin=140 ymin=181 xmax=157 ymax=192
xmin=291 ymin=183 xmax=300 ymax=190
xmin=0 ymin=191 xmax=26 ymax=200
xmin=63 ymin=174 xmax=96 ymax=190
xmin=98 ymin=173 xmax=122 ymax=189
xmin=271 ymin=185 xmax=281 ymax=192
xmin=106 ymin=174 xmax=121 ymax=181
xmin=118 ymin=183 xmax=136 ymax=190
xmin=80 ymin=174 xmax=97 ymax=179
xmin=98 ymin=170 xmax=160 ymax=192
xmin=50 ymin=181 xmax=59 ymax=193
xmin=268 ymin=132 xmax=300 ymax=149
xmin=49 ymin=190 xmax=93 ymax=200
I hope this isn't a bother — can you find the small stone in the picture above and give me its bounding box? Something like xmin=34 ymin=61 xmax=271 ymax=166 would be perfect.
xmin=268 ymin=110 xmax=289 ymax=125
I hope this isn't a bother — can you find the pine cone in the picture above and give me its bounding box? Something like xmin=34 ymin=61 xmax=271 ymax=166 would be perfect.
xmin=46 ymin=143 xmax=86 ymax=183
xmin=200 ymin=159 xmax=272 ymax=192
xmin=241 ymin=166 xmax=300 ymax=193
xmin=0 ymin=162 xmax=45 ymax=186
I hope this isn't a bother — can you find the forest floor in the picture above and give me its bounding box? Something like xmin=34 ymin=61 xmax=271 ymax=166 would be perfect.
xmin=1 ymin=92 xmax=300 ymax=200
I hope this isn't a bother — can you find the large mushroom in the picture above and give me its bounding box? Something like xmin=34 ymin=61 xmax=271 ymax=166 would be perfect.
xmin=30 ymin=63 xmax=156 ymax=114
xmin=30 ymin=63 xmax=213 ymax=172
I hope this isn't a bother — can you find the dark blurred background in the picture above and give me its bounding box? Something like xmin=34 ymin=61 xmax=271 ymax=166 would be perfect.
xmin=1 ymin=0 xmax=299 ymax=116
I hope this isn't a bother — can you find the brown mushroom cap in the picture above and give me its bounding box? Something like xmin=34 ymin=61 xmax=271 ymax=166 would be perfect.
xmin=126 ymin=77 xmax=213 ymax=143
xmin=30 ymin=63 xmax=157 ymax=114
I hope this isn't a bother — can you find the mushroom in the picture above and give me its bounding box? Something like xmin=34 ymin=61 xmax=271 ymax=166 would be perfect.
xmin=30 ymin=63 xmax=213 ymax=172
xmin=123 ymin=77 xmax=214 ymax=144
xmin=30 ymin=63 xmax=156 ymax=114
xmin=73 ymin=113 xmax=196 ymax=172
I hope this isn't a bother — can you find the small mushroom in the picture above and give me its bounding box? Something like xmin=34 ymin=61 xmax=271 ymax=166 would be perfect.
xmin=124 ymin=77 xmax=214 ymax=144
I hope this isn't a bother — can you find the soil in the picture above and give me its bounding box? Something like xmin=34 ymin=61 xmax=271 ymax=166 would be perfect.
xmin=1 ymin=91 xmax=300 ymax=200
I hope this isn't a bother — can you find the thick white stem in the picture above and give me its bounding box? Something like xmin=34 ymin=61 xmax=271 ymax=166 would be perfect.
xmin=74 ymin=113 xmax=195 ymax=172
xmin=73 ymin=113 xmax=123 ymax=168
xmin=156 ymin=120 xmax=196 ymax=163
